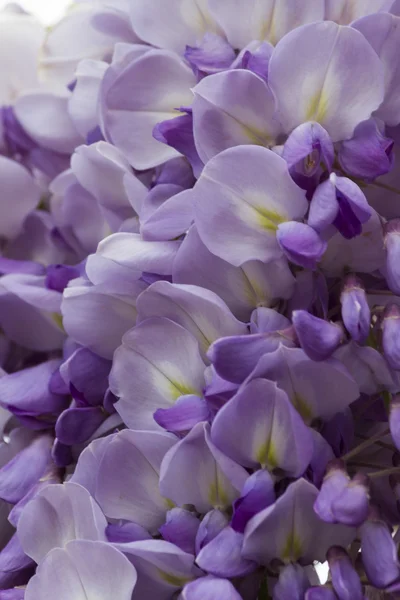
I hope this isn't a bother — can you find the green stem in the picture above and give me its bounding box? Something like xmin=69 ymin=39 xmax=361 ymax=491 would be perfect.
xmin=341 ymin=428 xmax=390 ymax=462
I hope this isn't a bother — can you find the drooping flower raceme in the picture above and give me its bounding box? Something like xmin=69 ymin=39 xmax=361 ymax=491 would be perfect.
xmin=1 ymin=1 xmax=400 ymax=598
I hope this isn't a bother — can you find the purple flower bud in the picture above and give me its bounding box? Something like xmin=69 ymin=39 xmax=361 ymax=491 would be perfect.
xmin=239 ymin=42 xmax=272 ymax=81
xmin=45 ymin=264 xmax=80 ymax=293
xmin=360 ymin=510 xmax=400 ymax=589
xmin=339 ymin=118 xmax=394 ymax=182
xmin=384 ymin=219 xmax=400 ymax=295
xmin=314 ymin=461 xmax=350 ymax=524
xmin=195 ymin=510 xmax=229 ymax=555
xmin=309 ymin=174 xmax=371 ymax=239
xmin=282 ymin=121 xmax=334 ymax=185
xmin=331 ymin=473 xmax=370 ymax=528
xmin=340 ymin=275 xmax=371 ymax=344
xmin=231 ymin=470 xmax=275 ymax=533
xmin=277 ymin=221 xmax=327 ymax=270
xmin=327 ymin=546 xmax=363 ymax=600
xmin=184 ymin=33 xmax=235 ymax=77
xmin=292 ymin=310 xmax=343 ymax=361
xmin=159 ymin=508 xmax=200 ymax=554
xmin=153 ymin=110 xmax=202 ymax=177
xmin=314 ymin=462 xmax=369 ymax=528
xmin=273 ymin=564 xmax=310 ymax=600
xmin=382 ymin=304 xmax=400 ymax=369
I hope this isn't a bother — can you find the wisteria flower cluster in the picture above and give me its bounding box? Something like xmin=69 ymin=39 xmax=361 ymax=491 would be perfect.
xmin=2 ymin=0 xmax=400 ymax=598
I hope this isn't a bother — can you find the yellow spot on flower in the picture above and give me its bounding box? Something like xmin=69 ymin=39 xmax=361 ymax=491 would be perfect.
xmin=51 ymin=313 xmax=64 ymax=332
xmin=168 ymin=381 xmax=199 ymax=402
xmin=256 ymin=206 xmax=285 ymax=232
xmin=281 ymin=530 xmax=303 ymax=562
xmin=256 ymin=439 xmax=278 ymax=469
xmin=292 ymin=393 xmax=314 ymax=424
xmin=157 ymin=570 xmax=193 ymax=587
xmin=306 ymin=90 xmax=329 ymax=124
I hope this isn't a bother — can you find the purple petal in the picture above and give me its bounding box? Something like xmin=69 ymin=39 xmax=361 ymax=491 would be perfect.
xmin=17 ymin=482 xmax=107 ymax=564
xmin=340 ymin=275 xmax=371 ymax=344
xmin=154 ymin=395 xmax=210 ymax=434
xmin=338 ymin=117 xmax=394 ymax=181
xmin=277 ymin=221 xmax=327 ymax=270
xmin=328 ymin=547 xmax=363 ymax=600
xmin=360 ymin=514 xmax=400 ymax=589
xmin=196 ymin=527 xmax=256 ymax=578
xmin=231 ymin=470 xmax=275 ymax=534
xmin=211 ymin=378 xmax=314 ymax=476
xmin=0 ymin=435 xmax=52 ymax=504
xmin=182 ymin=575 xmax=242 ymax=600
xmin=292 ymin=310 xmax=343 ymax=361
xmin=273 ymin=564 xmax=310 ymax=600
xmin=25 ymin=540 xmax=137 ymax=600
xmin=159 ymin=508 xmax=200 ymax=554
xmin=195 ymin=509 xmax=229 ymax=554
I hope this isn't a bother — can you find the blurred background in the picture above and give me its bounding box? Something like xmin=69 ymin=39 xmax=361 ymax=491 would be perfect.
xmin=0 ymin=0 xmax=71 ymax=24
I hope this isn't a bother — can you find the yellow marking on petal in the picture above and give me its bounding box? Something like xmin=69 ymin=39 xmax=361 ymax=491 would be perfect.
xmin=164 ymin=497 xmax=176 ymax=510
xmin=168 ymin=380 xmax=199 ymax=402
xmin=281 ymin=531 xmax=303 ymax=562
xmin=51 ymin=312 xmax=64 ymax=332
xmin=208 ymin=469 xmax=230 ymax=509
xmin=305 ymin=89 xmax=329 ymax=124
xmin=240 ymin=123 xmax=274 ymax=148
xmin=256 ymin=206 xmax=286 ymax=232
xmin=157 ymin=570 xmax=193 ymax=587
xmin=292 ymin=394 xmax=314 ymax=424
xmin=256 ymin=439 xmax=278 ymax=470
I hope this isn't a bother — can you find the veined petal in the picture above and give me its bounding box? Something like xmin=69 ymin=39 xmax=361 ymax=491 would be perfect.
xmin=268 ymin=21 xmax=385 ymax=141
xmin=193 ymin=145 xmax=307 ymax=266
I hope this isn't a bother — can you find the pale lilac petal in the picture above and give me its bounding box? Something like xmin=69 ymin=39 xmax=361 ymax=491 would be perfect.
xmin=71 ymin=141 xmax=147 ymax=226
xmin=208 ymin=0 xmax=325 ymax=48
xmin=62 ymin=280 xmax=144 ymax=359
xmin=249 ymin=346 xmax=360 ymax=422
xmin=17 ymin=482 xmax=107 ymax=563
xmin=211 ymin=378 xmax=314 ymax=476
xmin=0 ymin=12 xmax=44 ymax=105
xmin=129 ymin=0 xmax=218 ymax=54
xmin=25 ymin=540 xmax=137 ymax=600
xmin=192 ymin=69 xmax=281 ymax=163
xmin=14 ymin=90 xmax=83 ymax=154
xmin=0 ymin=156 xmax=41 ymax=239
xmin=173 ymin=226 xmax=295 ymax=321
xmin=68 ymin=59 xmax=108 ymax=138
xmin=141 ymin=189 xmax=194 ymax=242
xmin=268 ymin=22 xmax=385 ymax=141
xmin=88 ymin=232 xmax=181 ymax=279
xmin=242 ymin=479 xmax=355 ymax=565
xmin=353 ymin=12 xmax=400 ymax=126
xmin=136 ymin=281 xmax=247 ymax=357
xmin=325 ymin=0 xmax=393 ymax=24
xmin=95 ymin=429 xmax=176 ymax=533
xmin=193 ymin=146 xmax=307 ymax=266
xmin=182 ymin=575 xmax=242 ymax=600
xmin=101 ymin=49 xmax=196 ymax=169
xmin=110 ymin=318 xmax=206 ymax=430
xmin=159 ymin=422 xmax=247 ymax=513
